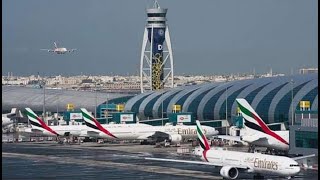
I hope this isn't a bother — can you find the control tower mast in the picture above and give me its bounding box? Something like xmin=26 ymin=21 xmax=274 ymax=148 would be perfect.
xmin=140 ymin=0 xmax=174 ymax=93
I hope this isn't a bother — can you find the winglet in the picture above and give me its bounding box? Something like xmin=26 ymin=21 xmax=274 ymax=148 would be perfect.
xmin=25 ymin=108 xmax=59 ymax=136
xmin=80 ymin=108 xmax=117 ymax=138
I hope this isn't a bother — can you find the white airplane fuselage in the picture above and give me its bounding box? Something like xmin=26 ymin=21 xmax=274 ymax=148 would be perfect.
xmin=24 ymin=124 xmax=88 ymax=137
xmin=25 ymin=123 xmax=152 ymax=137
xmin=54 ymin=48 xmax=68 ymax=54
xmin=196 ymin=147 xmax=300 ymax=177
xmin=25 ymin=122 xmax=218 ymax=142
xmin=241 ymin=129 xmax=289 ymax=151
xmin=91 ymin=124 xmax=218 ymax=140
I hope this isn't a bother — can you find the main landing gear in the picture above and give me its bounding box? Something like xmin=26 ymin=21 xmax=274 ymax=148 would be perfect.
xmin=248 ymin=145 xmax=256 ymax=153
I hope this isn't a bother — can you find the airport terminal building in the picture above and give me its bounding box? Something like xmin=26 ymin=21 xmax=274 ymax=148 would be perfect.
xmin=124 ymin=74 xmax=317 ymax=124
xmin=3 ymin=74 xmax=318 ymax=125
xmin=3 ymin=74 xmax=317 ymax=124
xmin=2 ymin=73 xmax=318 ymax=155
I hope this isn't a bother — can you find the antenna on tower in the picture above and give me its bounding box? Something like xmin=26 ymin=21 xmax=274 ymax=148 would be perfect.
xmin=153 ymin=0 xmax=160 ymax=8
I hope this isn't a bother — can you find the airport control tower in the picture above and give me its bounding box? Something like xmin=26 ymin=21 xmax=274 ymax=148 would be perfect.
xmin=140 ymin=0 xmax=174 ymax=93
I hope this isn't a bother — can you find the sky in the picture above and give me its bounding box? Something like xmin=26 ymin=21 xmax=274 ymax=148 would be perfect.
xmin=2 ymin=0 xmax=318 ymax=76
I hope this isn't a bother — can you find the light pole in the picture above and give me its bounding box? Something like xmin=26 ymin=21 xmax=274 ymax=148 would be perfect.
xmin=291 ymin=79 xmax=294 ymax=125
xmin=56 ymin=90 xmax=59 ymax=120
xmin=42 ymin=78 xmax=46 ymax=123
xmin=95 ymin=80 xmax=97 ymax=118
xmin=225 ymin=86 xmax=228 ymax=135
xmin=161 ymin=90 xmax=164 ymax=126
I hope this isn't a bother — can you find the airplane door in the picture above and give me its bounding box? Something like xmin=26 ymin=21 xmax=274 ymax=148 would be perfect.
xmin=236 ymin=130 xmax=240 ymax=136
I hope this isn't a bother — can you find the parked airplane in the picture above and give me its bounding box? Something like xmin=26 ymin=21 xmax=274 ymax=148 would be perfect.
xmin=2 ymin=108 xmax=18 ymax=128
xmin=41 ymin=42 xmax=76 ymax=54
xmin=80 ymin=108 xmax=219 ymax=144
xmin=145 ymin=120 xmax=312 ymax=179
xmin=24 ymin=108 xmax=151 ymax=138
xmin=25 ymin=108 xmax=88 ymax=137
xmin=217 ymin=98 xmax=289 ymax=154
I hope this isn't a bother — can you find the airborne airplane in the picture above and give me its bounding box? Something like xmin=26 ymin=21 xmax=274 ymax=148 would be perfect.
xmin=145 ymin=120 xmax=314 ymax=179
xmin=41 ymin=42 xmax=76 ymax=54
xmin=80 ymin=108 xmax=219 ymax=144
xmin=217 ymin=98 xmax=289 ymax=154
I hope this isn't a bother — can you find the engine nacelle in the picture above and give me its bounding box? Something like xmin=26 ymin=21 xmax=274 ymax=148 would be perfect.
xmin=220 ymin=166 xmax=239 ymax=179
xmin=169 ymin=134 xmax=182 ymax=144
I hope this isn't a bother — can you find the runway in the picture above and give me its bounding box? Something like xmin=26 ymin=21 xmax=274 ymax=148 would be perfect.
xmin=2 ymin=142 xmax=318 ymax=180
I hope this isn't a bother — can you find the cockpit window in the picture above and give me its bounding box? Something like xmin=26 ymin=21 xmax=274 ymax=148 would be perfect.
xmin=290 ymin=164 xmax=300 ymax=167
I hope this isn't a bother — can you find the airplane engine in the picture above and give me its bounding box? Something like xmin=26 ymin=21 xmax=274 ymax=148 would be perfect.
xmin=220 ymin=166 xmax=239 ymax=179
xmin=169 ymin=134 xmax=182 ymax=144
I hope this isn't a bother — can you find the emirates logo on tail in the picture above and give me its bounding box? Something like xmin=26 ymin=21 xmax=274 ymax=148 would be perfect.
xmin=80 ymin=108 xmax=117 ymax=138
xmin=196 ymin=120 xmax=210 ymax=162
xmin=236 ymin=98 xmax=289 ymax=145
xmin=25 ymin=108 xmax=59 ymax=136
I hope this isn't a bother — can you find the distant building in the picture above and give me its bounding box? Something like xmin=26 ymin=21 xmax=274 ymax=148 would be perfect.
xmin=299 ymin=68 xmax=318 ymax=75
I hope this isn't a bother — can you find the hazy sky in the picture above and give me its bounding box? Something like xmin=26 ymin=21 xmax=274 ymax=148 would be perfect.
xmin=2 ymin=0 xmax=318 ymax=76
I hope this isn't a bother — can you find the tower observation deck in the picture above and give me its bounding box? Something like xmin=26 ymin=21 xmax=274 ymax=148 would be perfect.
xmin=140 ymin=0 xmax=174 ymax=93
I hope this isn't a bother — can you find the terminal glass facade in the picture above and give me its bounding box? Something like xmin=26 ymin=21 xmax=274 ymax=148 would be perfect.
xmin=256 ymin=83 xmax=288 ymax=123
xmin=295 ymin=131 xmax=318 ymax=149
xmin=203 ymin=88 xmax=230 ymax=120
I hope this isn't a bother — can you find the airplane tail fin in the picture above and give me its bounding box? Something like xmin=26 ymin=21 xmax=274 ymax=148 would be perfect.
xmin=236 ymin=98 xmax=271 ymax=133
xmin=80 ymin=108 xmax=117 ymax=138
xmin=53 ymin=42 xmax=58 ymax=49
xmin=10 ymin=108 xmax=17 ymax=114
xmin=25 ymin=108 xmax=58 ymax=136
xmin=236 ymin=98 xmax=289 ymax=145
xmin=196 ymin=120 xmax=211 ymax=151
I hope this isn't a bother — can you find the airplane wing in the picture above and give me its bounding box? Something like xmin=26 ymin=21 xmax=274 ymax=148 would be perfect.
xmin=40 ymin=49 xmax=54 ymax=52
xmin=68 ymin=49 xmax=77 ymax=52
xmin=30 ymin=129 xmax=45 ymax=133
xmin=250 ymin=137 xmax=268 ymax=144
xmin=217 ymin=135 xmax=242 ymax=142
xmin=136 ymin=132 xmax=156 ymax=140
xmin=292 ymin=154 xmax=316 ymax=161
xmin=137 ymin=131 xmax=172 ymax=142
xmin=145 ymin=157 xmax=250 ymax=170
xmin=145 ymin=157 xmax=216 ymax=166
xmin=86 ymin=131 xmax=100 ymax=137
xmin=148 ymin=131 xmax=171 ymax=142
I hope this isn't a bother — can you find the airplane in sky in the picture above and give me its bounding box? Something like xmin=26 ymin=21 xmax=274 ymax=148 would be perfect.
xmin=217 ymin=98 xmax=289 ymax=154
xmin=145 ymin=120 xmax=314 ymax=179
xmin=2 ymin=108 xmax=18 ymax=128
xmin=81 ymin=108 xmax=219 ymax=145
xmin=41 ymin=42 xmax=76 ymax=54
